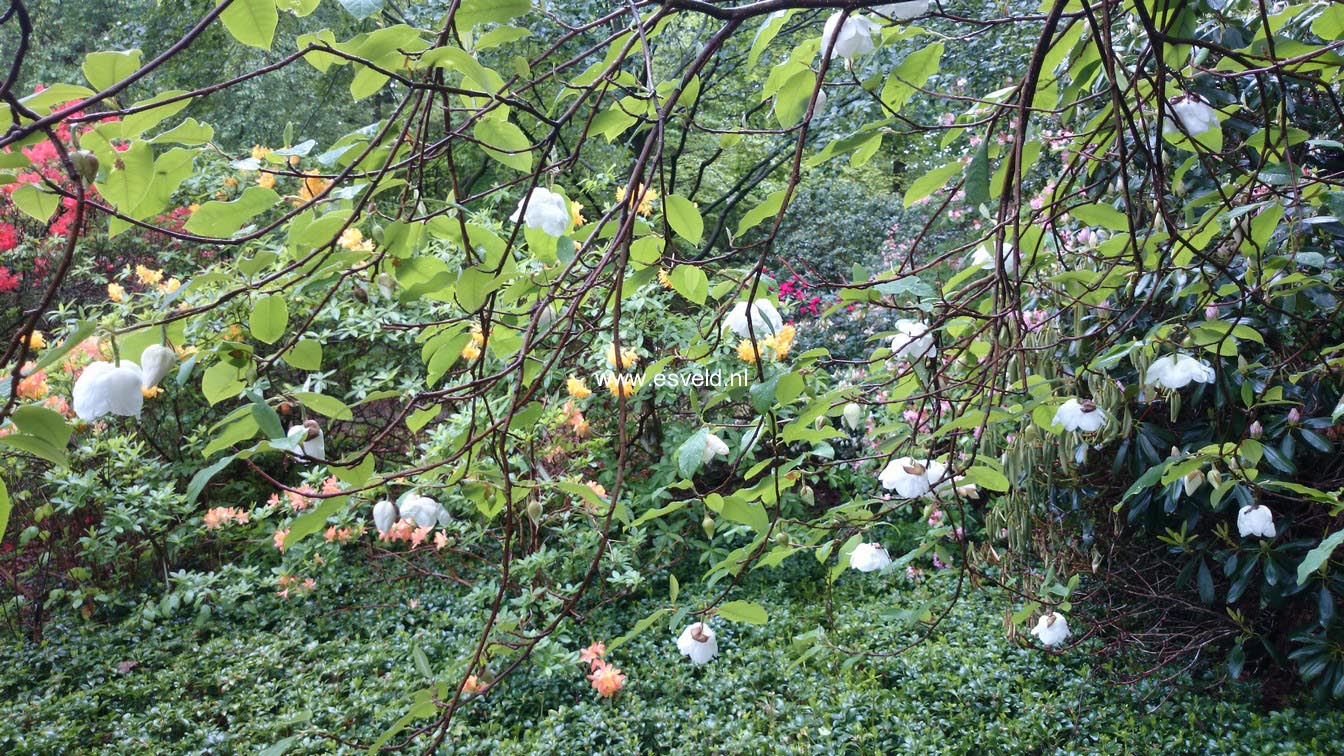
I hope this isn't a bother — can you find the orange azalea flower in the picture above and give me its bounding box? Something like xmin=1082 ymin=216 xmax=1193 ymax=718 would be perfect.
xmin=462 ymin=674 xmax=484 ymax=695
xmin=17 ymin=363 xmax=48 ymax=399
xmin=410 ymin=525 xmax=432 ymax=548
xmin=295 ymin=171 xmax=331 ymax=204
xmin=579 ymin=642 xmax=606 ymax=667
xmin=43 ymin=395 xmax=72 ymax=417
xmin=566 ymin=376 xmax=591 ymax=399
xmin=434 ymin=531 xmax=449 ymax=550
xmin=323 ymin=525 xmax=353 ymax=543
xmin=587 ymin=660 xmax=626 ymax=698
xmin=273 ymin=528 xmax=290 ymax=551
xmin=321 ymin=476 xmax=343 ymax=495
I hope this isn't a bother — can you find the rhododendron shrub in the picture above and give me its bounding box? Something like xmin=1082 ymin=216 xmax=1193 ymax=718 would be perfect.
xmin=3 ymin=1 xmax=1344 ymax=746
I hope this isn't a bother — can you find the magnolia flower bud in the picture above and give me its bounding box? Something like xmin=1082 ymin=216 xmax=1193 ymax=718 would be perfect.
xmin=702 ymin=515 xmax=716 ymax=539
xmin=1207 ymin=469 xmax=1223 ymax=488
xmin=799 ymin=485 xmax=815 ymax=507
xmin=71 ymin=149 xmax=99 ymax=184
xmin=526 ymin=500 xmax=543 ymax=523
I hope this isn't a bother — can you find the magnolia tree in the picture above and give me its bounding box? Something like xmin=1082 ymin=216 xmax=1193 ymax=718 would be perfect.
xmin=3 ymin=0 xmax=1344 ymax=742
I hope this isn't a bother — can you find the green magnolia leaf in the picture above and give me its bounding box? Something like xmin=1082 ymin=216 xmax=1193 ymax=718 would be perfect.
xmin=737 ymin=189 xmax=788 ymax=236
xmin=187 ymin=455 xmax=235 ymax=503
xmin=716 ymin=600 xmax=768 ymax=625
xmin=184 ymin=187 xmax=279 ymax=237
xmin=1298 ymin=530 xmax=1344 ymax=585
xmin=285 ymin=496 xmax=348 ymax=547
xmin=82 ymin=50 xmax=143 ymax=91
xmin=669 ymin=264 xmax=708 ymax=304
xmin=249 ymin=293 xmax=289 ymax=345
xmin=221 ymin=0 xmax=279 ymax=50
xmin=963 ymin=141 xmax=989 ymax=205
xmin=0 ymin=478 xmax=10 ymax=544
xmin=337 ymin=0 xmax=384 ymax=19
xmin=283 ymin=339 xmax=323 ymax=371
xmin=474 ymin=119 xmax=533 ymax=172
xmin=903 ymin=161 xmax=961 ymax=208
xmin=294 ymin=391 xmax=354 ymax=421
xmin=10 ymin=183 xmax=61 ymax=223
xmin=665 ymin=194 xmax=703 ymax=244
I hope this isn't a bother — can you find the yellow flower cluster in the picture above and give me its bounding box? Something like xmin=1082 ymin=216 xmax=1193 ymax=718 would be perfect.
xmin=107 ymin=282 xmax=126 ymax=302
xmin=251 ymin=145 xmax=272 ymax=160
xmin=615 ymin=183 xmax=657 ymax=217
xmin=135 ymin=264 xmax=163 ymax=286
xmin=567 ymin=376 xmax=592 ymax=399
xmin=158 ymin=277 xmax=182 ymax=295
xmin=603 ymin=373 xmax=636 ymax=398
xmin=257 ymin=172 xmax=276 ymax=190
xmin=296 ymin=171 xmax=331 ymax=204
xmin=461 ymin=325 xmax=485 ymax=360
xmin=338 ymin=227 xmax=374 ymax=252
xmin=24 ymin=330 xmax=46 ymax=350
xmin=570 ymin=200 xmax=586 ymax=227
xmin=657 ymin=268 xmax=674 ymax=289
xmin=736 ymin=324 xmax=797 ymax=364
xmin=604 ymin=343 xmax=639 ymax=370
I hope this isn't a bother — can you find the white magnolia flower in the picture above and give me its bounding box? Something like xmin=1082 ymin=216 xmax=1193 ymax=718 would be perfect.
xmin=509 ymin=187 xmax=570 ymax=237
xmin=1145 ymin=353 xmax=1215 ymax=389
xmin=842 ymin=402 xmax=865 ymax=431
xmin=1182 ymin=469 xmax=1205 ymax=497
xmin=703 ymin=433 xmax=730 ymax=464
xmin=1237 ymin=504 xmax=1276 ymax=539
xmin=849 ymin=542 xmax=892 ymax=572
xmin=971 ymin=242 xmax=1016 ymax=273
xmin=1053 ymin=398 xmax=1108 ymax=433
xmin=676 ymin=622 xmax=719 ymax=664
xmin=1030 ymin=611 xmax=1071 ymax=647
xmin=139 ymin=344 xmax=177 ymax=390
xmin=822 ymin=12 xmax=880 ymax=61
xmin=876 ymin=1 xmax=930 ymax=21
xmin=878 ymin=456 xmax=947 ymax=499
xmin=73 ymin=360 xmax=144 ymax=420
xmin=889 ymin=319 xmax=937 ymax=360
xmin=1164 ymin=95 xmax=1219 ymax=136
xmin=723 ymin=299 xmax=784 ymax=338
xmin=372 ymin=500 xmax=398 ymax=535
xmin=289 ymin=420 xmax=326 ymax=461
xmin=401 ymin=493 xmax=449 ymax=528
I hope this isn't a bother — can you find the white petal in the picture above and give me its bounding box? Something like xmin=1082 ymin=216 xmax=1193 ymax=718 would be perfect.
xmin=140 ymin=345 xmax=177 ymax=389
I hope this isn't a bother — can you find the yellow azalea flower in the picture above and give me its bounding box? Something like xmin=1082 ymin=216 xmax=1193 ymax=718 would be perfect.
xmin=768 ymin=323 xmax=797 ymax=360
xmin=604 ymin=343 xmax=639 ymax=370
xmin=257 ymin=171 xmax=276 ymax=190
xmin=657 ymin=268 xmax=673 ymax=289
xmin=226 ymin=324 xmax=244 ymax=341
xmin=141 ymin=385 xmax=164 ymax=399
xmin=604 ymin=373 xmax=636 ymax=398
xmin=338 ymin=227 xmax=374 ymax=252
xmin=615 ymin=183 xmax=657 ymax=216
xmin=289 ymin=155 xmax=300 ymax=166
xmin=175 ymin=344 xmax=198 ymax=358
xmin=461 ymin=342 xmax=482 ymax=360
xmin=469 ymin=325 xmax=486 ymax=348
xmin=570 ymin=199 xmax=586 ymax=227
xmin=295 ymin=171 xmax=331 ymax=204
xmin=158 ymin=277 xmax=182 ymax=295
xmin=223 ymin=176 xmax=239 ymax=188
xmin=187 ymin=203 xmax=201 ymax=213
xmin=24 ymin=330 xmax=46 ymax=350
xmin=737 ymin=339 xmax=760 ymax=363
xmin=251 ymin=145 xmax=272 ymax=160
xmin=135 ymin=264 xmax=163 ymax=286
xmin=567 ymin=376 xmax=592 ymax=399
xmin=107 ymin=282 xmax=126 ymax=302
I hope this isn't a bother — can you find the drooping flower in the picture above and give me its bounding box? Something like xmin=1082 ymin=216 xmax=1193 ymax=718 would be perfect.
xmin=401 ymin=493 xmax=448 ymax=528
xmin=372 ymin=499 xmax=398 ymax=535
xmin=875 ymin=0 xmax=930 ymax=21
xmin=889 ymin=319 xmax=937 ymax=360
xmin=723 ymin=299 xmax=784 ymax=338
xmin=73 ymin=361 xmax=144 ymax=420
xmin=1145 ymin=353 xmax=1215 ymax=389
xmin=676 ymin=622 xmax=719 ymax=665
xmin=587 ymin=660 xmax=626 ymax=697
xmin=703 ymin=432 xmax=730 ymax=464
xmin=566 ymin=376 xmax=591 ymax=399
xmin=878 ymin=456 xmax=947 ymax=499
xmin=971 ymin=242 xmax=1017 ymax=273
xmin=849 ymin=542 xmax=892 ymax=573
xmin=1237 ymin=504 xmax=1276 ymax=539
xmin=140 ymin=344 xmax=177 ymax=390
xmin=842 ymin=402 xmax=865 ymax=431
xmin=510 ymin=187 xmax=571 ymax=237
xmin=288 ymin=419 xmax=326 ymax=461
xmin=1164 ymin=94 xmax=1219 ymax=136
xmin=1030 ymin=611 xmax=1070 ymax=647
xmin=1182 ymin=469 xmax=1205 ymax=497
xmin=822 ymin=12 xmax=880 ymax=61
xmin=1053 ymin=398 xmax=1108 ymax=433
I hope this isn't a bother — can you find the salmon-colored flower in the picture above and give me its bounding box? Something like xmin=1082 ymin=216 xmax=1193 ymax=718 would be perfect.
xmin=17 ymin=363 xmax=48 ymax=399
xmin=273 ymin=528 xmax=290 ymax=551
xmin=434 ymin=531 xmax=449 ymax=550
xmin=204 ymin=506 xmax=250 ymax=529
xmin=580 ymin=642 xmax=607 ymax=667
xmin=587 ymin=660 xmax=626 ymax=698
xmin=463 ymin=674 xmax=484 ymax=694
xmin=410 ymin=525 xmax=432 ymax=548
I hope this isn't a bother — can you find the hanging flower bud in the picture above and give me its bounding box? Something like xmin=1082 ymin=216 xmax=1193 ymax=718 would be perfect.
xmin=702 ymin=514 xmax=716 ymax=539
xmin=1182 ymin=469 xmax=1205 ymax=497
xmin=676 ymin=622 xmax=719 ymax=664
xmin=140 ymin=344 xmax=177 ymax=390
